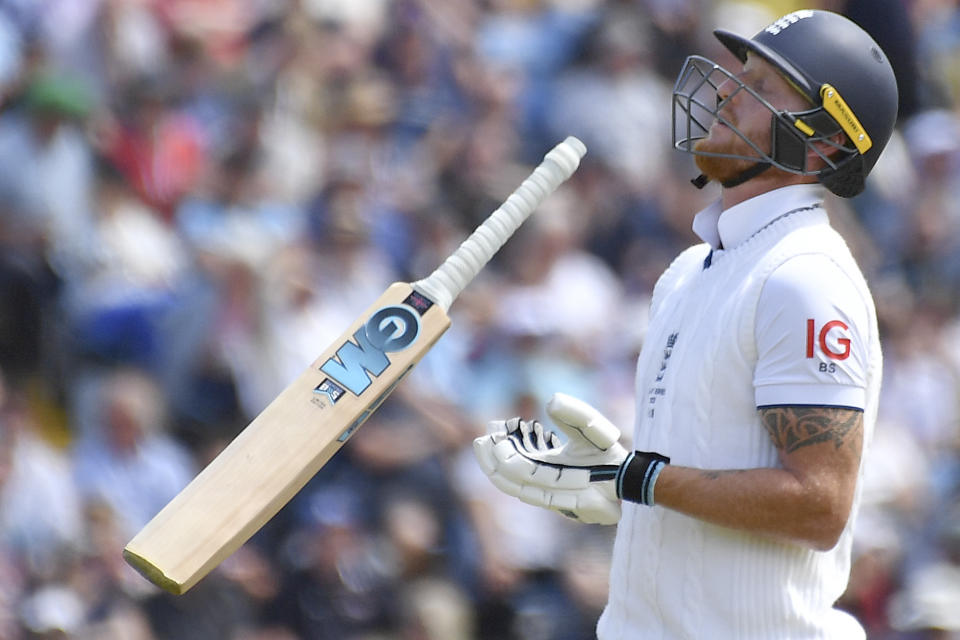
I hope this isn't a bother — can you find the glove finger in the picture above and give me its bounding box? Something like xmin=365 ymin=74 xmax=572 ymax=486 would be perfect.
xmin=575 ymin=490 xmax=622 ymax=525
xmin=516 ymin=485 xmax=580 ymax=521
xmin=516 ymin=419 xmax=535 ymax=452
xmin=517 ymin=419 xmax=551 ymax=453
xmin=492 ymin=439 xmax=572 ymax=489
xmin=524 ymin=486 xmax=589 ymax=519
xmin=486 ymin=418 xmax=515 ymax=441
xmin=545 ymin=490 xmax=610 ymax=524
xmin=549 ymin=430 xmax=560 ymax=448
xmin=494 ymin=439 xmax=593 ymax=491
xmin=518 ymin=484 xmax=550 ymax=508
xmin=489 ymin=417 xmax=530 ymax=447
xmin=546 ymin=393 xmax=620 ymax=450
xmin=545 ymin=488 xmax=621 ymax=525
xmin=473 ymin=437 xmax=528 ymax=499
xmin=536 ymin=421 xmax=562 ymax=451
xmin=488 ymin=469 xmax=524 ymax=499
xmin=532 ymin=420 xmax=548 ymax=452
xmin=491 ymin=439 xmax=539 ymax=482
xmin=472 ymin=436 xmax=500 ymax=476
xmin=535 ymin=464 xmax=590 ymax=490
xmin=547 ymin=490 xmax=579 ymax=513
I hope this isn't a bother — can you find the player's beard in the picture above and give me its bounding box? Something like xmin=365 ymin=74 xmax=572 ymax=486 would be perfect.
xmin=693 ymin=117 xmax=770 ymax=184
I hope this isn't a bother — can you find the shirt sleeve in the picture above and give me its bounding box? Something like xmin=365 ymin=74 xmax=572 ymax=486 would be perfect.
xmin=754 ymin=253 xmax=871 ymax=409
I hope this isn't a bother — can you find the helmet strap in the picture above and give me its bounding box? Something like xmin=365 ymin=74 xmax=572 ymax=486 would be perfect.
xmin=691 ymin=173 xmax=710 ymax=189
xmin=690 ymin=161 xmax=772 ymax=190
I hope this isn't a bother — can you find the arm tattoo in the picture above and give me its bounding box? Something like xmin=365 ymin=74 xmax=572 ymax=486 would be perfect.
xmin=760 ymin=406 xmax=862 ymax=454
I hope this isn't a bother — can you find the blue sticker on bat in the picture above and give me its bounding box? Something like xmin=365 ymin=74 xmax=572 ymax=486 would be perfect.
xmin=320 ymin=304 xmax=421 ymax=396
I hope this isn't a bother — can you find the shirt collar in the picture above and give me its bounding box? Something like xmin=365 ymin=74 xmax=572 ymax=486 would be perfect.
xmin=692 ymin=184 xmax=827 ymax=250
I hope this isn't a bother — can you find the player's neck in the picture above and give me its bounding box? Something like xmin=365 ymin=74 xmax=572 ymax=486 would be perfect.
xmin=721 ymin=173 xmax=817 ymax=210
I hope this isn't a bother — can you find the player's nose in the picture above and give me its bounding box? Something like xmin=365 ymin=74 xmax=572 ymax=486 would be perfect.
xmin=715 ymin=75 xmax=736 ymax=107
xmin=713 ymin=76 xmax=741 ymax=121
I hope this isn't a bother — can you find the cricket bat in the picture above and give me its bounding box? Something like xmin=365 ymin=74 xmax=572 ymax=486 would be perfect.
xmin=123 ymin=136 xmax=587 ymax=594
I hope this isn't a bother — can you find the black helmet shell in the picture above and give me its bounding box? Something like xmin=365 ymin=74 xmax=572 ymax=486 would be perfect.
xmin=713 ymin=10 xmax=898 ymax=196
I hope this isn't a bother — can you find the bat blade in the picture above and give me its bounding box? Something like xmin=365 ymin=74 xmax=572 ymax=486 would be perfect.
xmin=123 ymin=283 xmax=449 ymax=594
xmin=122 ymin=136 xmax=586 ymax=594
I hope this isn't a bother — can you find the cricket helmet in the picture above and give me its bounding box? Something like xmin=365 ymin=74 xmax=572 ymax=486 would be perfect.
xmin=673 ymin=10 xmax=899 ymax=197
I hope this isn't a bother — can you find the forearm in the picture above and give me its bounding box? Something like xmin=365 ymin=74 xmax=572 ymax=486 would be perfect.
xmin=652 ymin=464 xmax=849 ymax=551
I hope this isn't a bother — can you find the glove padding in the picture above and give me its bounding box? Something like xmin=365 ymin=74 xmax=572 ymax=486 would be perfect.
xmin=473 ymin=393 xmax=627 ymax=524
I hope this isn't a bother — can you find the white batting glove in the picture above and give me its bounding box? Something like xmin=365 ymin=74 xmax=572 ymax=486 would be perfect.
xmin=472 ymin=394 xmax=633 ymax=524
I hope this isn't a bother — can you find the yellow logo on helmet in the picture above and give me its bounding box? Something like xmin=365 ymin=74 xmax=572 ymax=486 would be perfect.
xmin=820 ymin=84 xmax=872 ymax=154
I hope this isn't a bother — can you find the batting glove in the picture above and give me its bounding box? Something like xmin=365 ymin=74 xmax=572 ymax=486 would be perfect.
xmin=473 ymin=393 xmax=670 ymax=525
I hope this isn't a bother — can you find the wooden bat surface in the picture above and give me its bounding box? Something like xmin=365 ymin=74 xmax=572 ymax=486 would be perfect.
xmin=123 ymin=137 xmax=586 ymax=594
xmin=123 ymin=283 xmax=449 ymax=594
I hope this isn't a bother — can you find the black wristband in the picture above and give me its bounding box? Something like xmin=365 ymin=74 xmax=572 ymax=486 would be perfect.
xmin=616 ymin=451 xmax=671 ymax=506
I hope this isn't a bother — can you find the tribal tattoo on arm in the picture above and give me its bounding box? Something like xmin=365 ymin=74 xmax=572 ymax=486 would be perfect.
xmin=760 ymin=406 xmax=863 ymax=454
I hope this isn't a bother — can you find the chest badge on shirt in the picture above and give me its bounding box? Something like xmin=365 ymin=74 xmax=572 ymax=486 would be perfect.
xmin=646 ymin=332 xmax=679 ymax=418
xmin=806 ymin=318 xmax=850 ymax=373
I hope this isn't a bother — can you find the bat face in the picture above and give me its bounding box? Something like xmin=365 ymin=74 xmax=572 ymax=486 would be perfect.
xmin=122 ymin=135 xmax=586 ymax=595
xmin=123 ymin=282 xmax=450 ymax=594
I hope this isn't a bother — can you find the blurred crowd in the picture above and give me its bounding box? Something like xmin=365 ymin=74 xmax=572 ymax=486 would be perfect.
xmin=0 ymin=0 xmax=959 ymax=638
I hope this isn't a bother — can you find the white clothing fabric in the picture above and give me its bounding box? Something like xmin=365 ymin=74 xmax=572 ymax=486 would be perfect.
xmin=597 ymin=184 xmax=882 ymax=639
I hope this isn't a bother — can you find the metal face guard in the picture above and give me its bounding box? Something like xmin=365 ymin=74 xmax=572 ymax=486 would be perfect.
xmin=672 ymin=55 xmax=858 ymax=176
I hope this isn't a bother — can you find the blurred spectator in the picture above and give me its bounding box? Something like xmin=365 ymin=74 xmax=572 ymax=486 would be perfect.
xmin=0 ymin=10 xmax=23 ymax=104
xmin=57 ymin=158 xmax=192 ymax=378
xmin=266 ymin=485 xmax=404 ymax=638
xmin=99 ymin=73 xmax=208 ymax=220
xmin=453 ymin=439 xmax=573 ymax=639
xmin=898 ymin=109 xmax=960 ymax=305
xmin=0 ymin=71 xmax=95 ymax=378
xmin=477 ymin=203 xmax=629 ymax=417
xmin=0 ymin=372 xmax=82 ymax=581
xmin=888 ymin=505 xmax=960 ymax=638
xmin=71 ymin=367 xmax=194 ymax=542
xmin=910 ymin=0 xmax=960 ymax=108
xmin=878 ymin=306 xmax=960 ymax=459
xmin=17 ymin=583 xmax=87 ymax=638
xmin=547 ymin=4 xmax=673 ymax=195
xmin=0 ymin=70 xmax=97 ymax=270
xmin=474 ymin=0 xmax=598 ymax=158
xmin=177 ymin=146 xmax=305 ymax=275
xmin=173 ymin=143 xmax=307 ymax=419
xmin=100 ymin=0 xmax=171 ymax=84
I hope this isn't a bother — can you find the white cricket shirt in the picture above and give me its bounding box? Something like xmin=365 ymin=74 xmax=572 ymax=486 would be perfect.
xmin=597 ymin=184 xmax=881 ymax=640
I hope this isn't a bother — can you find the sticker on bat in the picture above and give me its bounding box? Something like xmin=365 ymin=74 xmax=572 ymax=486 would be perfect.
xmin=312 ymin=378 xmax=347 ymax=408
xmin=320 ymin=303 xmax=422 ymax=396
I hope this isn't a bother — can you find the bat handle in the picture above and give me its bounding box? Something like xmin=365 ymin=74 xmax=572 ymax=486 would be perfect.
xmin=413 ymin=136 xmax=587 ymax=311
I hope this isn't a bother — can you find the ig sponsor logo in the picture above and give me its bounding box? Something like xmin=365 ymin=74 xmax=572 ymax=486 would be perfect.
xmin=806 ymin=318 xmax=850 ymax=373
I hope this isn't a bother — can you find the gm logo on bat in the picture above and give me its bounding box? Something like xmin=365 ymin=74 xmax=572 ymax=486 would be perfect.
xmin=319 ymin=304 xmax=422 ymax=397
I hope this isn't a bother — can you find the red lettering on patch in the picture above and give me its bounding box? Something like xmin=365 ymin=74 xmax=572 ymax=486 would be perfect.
xmin=805 ymin=319 xmax=851 ymax=360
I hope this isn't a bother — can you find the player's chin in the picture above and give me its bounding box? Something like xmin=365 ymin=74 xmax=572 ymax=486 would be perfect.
xmin=693 ymin=152 xmax=749 ymax=184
